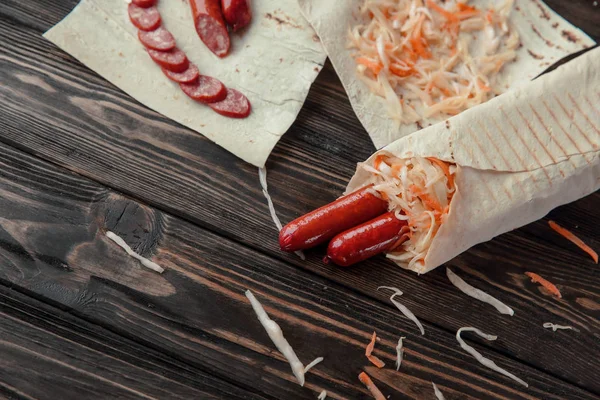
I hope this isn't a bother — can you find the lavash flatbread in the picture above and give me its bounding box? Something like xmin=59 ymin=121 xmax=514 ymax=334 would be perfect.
xmin=45 ymin=0 xmax=326 ymax=167
xmin=347 ymin=47 xmax=600 ymax=274
xmin=298 ymin=0 xmax=596 ymax=149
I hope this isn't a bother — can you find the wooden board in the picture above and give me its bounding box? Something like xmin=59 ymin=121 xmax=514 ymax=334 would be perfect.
xmin=0 ymin=0 xmax=599 ymax=398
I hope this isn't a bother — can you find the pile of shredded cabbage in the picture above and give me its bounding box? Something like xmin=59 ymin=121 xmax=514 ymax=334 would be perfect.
xmin=348 ymin=0 xmax=519 ymax=124
xmin=361 ymin=154 xmax=456 ymax=270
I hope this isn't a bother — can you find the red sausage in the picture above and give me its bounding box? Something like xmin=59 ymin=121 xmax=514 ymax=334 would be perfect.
xmin=221 ymin=0 xmax=252 ymax=31
xmin=279 ymin=186 xmax=389 ymax=252
xmin=132 ymin=0 xmax=156 ymax=8
xmin=189 ymin=0 xmax=231 ymax=57
xmin=162 ymin=64 xmax=200 ymax=83
xmin=180 ymin=76 xmax=227 ymax=103
xmin=325 ymin=211 xmax=409 ymax=267
xmin=129 ymin=4 xmax=161 ymax=31
xmin=138 ymin=27 xmax=176 ymax=51
xmin=148 ymin=48 xmax=189 ymax=72
xmin=208 ymin=88 xmax=251 ymax=118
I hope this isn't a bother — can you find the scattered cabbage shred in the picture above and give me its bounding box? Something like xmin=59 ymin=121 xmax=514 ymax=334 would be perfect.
xmin=245 ymin=290 xmax=322 ymax=386
xmin=543 ymin=323 xmax=577 ymax=332
xmin=105 ymin=231 xmax=165 ymax=273
xmin=396 ymin=336 xmax=406 ymax=370
xmin=362 ymin=156 xmax=455 ymax=271
xmin=456 ymin=327 xmax=528 ymax=387
xmin=432 ymin=382 xmax=446 ymax=400
xmin=348 ymin=0 xmax=518 ymax=124
xmin=447 ymin=268 xmax=514 ymax=316
xmin=318 ymin=390 xmax=327 ymax=400
xmin=258 ymin=167 xmax=305 ymax=260
xmin=378 ymin=286 xmax=425 ymax=335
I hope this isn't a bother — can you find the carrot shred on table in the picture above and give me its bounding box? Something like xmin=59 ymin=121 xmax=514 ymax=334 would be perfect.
xmin=365 ymin=331 xmax=377 ymax=356
xmin=367 ymin=355 xmax=386 ymax=368
xmin=525 ymin=272 xmax=562 ymax=299
xmin=358 ymin=372 xmax=386 ymax=400
xmin=548 ymin=220 xmax=598 ymax=263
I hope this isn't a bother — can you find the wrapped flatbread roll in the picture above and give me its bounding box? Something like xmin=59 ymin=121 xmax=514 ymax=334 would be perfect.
xmin=345 ymin=47 xmax=599 ymax=273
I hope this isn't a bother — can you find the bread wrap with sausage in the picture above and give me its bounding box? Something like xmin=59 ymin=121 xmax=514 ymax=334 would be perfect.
xmin=346 ymin=48 xmax=600 ymax=274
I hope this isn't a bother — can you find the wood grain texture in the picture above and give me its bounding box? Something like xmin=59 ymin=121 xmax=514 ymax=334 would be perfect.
xmin=0 ymin=0 xmax=599 ymax=397
xmin=0 ymin=142 xmax=598 ymax=399
xmin=0 ymin=286 xmax=266 ymax=400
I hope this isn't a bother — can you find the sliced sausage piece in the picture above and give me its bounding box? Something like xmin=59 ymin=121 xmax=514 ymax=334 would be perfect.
xmin=132 ymin=0 xmax=156 ymax=8
xmin=208 ymin=88 xmax=251 ymax=118
xmin=180 ymin=76 xmax=227 ymax=103
xmin=128 ymin=4 xmax=161 ymax=31
xmin=189 ymin=0 xmax=230 ymax=57
xmin=279 ymin=186 xmax=389 ymax=252
xmin=162 ymin=64 xmax=200 ymax=83
xmin=138 ymin=27 xmax=176 ymax=51
xmin=148 ymin=48 xmax=189 ymax=72
xmin=325 ymin=211 xmax=409 ymax=267
xmin=221 ymin=0 xmax=252 ymax=31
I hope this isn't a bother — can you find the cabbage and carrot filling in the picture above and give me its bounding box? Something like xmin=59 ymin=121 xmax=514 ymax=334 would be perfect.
xmin=348 ymin=0 xmax=519 ymax=124
xmin=361 ymin=155 xmax=456 ymax=269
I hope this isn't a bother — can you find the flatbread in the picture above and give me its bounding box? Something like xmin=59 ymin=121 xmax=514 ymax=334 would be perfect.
xmin=298 ymin=0 xmax=596 ymax=149
xmin=347 ymin=47 xmax=600 ymax=274
xmin=45 ymin=0 xmax=326 ymax=167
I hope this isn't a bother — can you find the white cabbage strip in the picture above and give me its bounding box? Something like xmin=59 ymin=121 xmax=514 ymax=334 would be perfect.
xmin=378 ymin=286 xmax=425 ymax=335
xmin=318 ymin=390 xmax=327 ymax=400
xmin=543 ymin=323 xmax=578 ymax=332
xmin=245 ymin=290 xmax=323 ymax=386
xmin=105 ymin=231 xmax=164 ymax=273
xmin=258 ymin=167 xmax=305 ymax=260
xmin=396 ymin=336 xmax=406 ymax=370
xmin=456 ymin=327 xmax=528 ymax=387
xmin=432 ymin=382 xmax=446 ymax=400
xmin=446 ymin=268 xmax=514 ymax=316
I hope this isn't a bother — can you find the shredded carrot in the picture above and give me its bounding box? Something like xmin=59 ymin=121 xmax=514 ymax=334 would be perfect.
xmin=427 ymin=157 xmax=454 ymax=191
xmin=525 ymin=272 xmax=562 ymax=299
xmin=358 ymin=372 xmax=386 ymax=400
xmin=365 ymin=331 xmax=377 ymax=356
xmin=367 ymin=355 xmax=386 ymax=368
xmin=457 ymin=3 xmax=477 ymax=13
xmin=389 ymin=64 xmax=414 ymax=77
xmin=486 ymin=9 xmax=494 ymax=23
xmin=426 ymin=0 xmax=455 ymax=20
xmin=477 ymin=79 xmax=491 ymax=92
xmin=548 ymin=221 xmax=598 ymax=263
xmin=410 ymin=184 xmax=443 ymax=213
xmin=355 ymin=57 xmax=383 ymax=76
xmin=373 ymin=155 xmax=387 ymax=171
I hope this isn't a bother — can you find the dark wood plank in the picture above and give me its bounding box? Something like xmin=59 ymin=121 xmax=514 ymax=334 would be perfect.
xmin=0 ymin=0 xmax=599 ymax=394
xmin=0 ymin=286 xmax=267 ymax=400
xmin=1 ymin=142 xmax=597 ymax=399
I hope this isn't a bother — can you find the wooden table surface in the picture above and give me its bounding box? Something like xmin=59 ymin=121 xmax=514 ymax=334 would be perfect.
xmin=0 ymin=1 xmax=599 ymax=399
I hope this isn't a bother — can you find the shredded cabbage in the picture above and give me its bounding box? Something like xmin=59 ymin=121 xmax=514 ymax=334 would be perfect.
xmin=432 ymin=382 xmax=446 ymax=400
xmin=245 ymin=290 xmax=323 ymax=386
xmin=378 ymin=286 xmax=425 ymax=335
xmin=348 ymin=0 xmax=518 ymax=124
xmin=258 ymin=167 xmax=305 ymax=260
xmin=364 ymin=156 xmax=455 ymax=271
xmin=318 ymin=390 xmax=327 ymax=400
xmin=447 ymin=268 xmax=514 ymax=316
xmin=396 ymin=336 xmax=406 ymax=370
xmin=456 ymin=327 xmax=528 ymax=387
xmin=105 ymin=231 xmax=164 ymax=273
xmin=543 ymin=323 xmax=578 ymax=332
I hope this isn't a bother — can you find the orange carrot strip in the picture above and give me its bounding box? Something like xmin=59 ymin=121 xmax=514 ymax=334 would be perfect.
xmin=358 ymin=372 xmax=386 ymax=400
xmin=525 ymin=272 xmax=562 ymax=299
xmin=389 ymin=64 xmax=414 ymax=77
xmin=367 ymin=355 xmax=386 ymax=369
xmin=426 ymin=0 xmax=455 ymax=20
xmin=410 ymin=184 xmax=443 ymax=213
xmin=427 ymin=158 xmax=454 ymax=190
xmin=548 ymin=221 xmax=598 ymax=263
xmin=457 ymin=3 xmax=477 ymax=13
xmin=365 ymin=331 xmax=377 ymax=356
xmin=373 ymin=154 xmax=387 ymax=171
xmin=355 ymin=57 xmax=383 ymax=76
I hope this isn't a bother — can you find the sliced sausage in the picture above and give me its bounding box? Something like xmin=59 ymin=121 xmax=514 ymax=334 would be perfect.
xmin=128 ymin=4 xmax=161 ymax=31
xmin=208 ymin=88 xmax=251 ymax=118
xmin=132 ymin=0 xmax=156 ymax=8
xmin=189 ymin=0 xmax=231 ymax=57
xmin=279 ymin=186 xmax=389 ymax=252
xmin=180 ymin=76 xmax=227 ymax=103
xmin=147 ymin=48 xmax=189 ymax=72
xmin=138 ymin=27 xmax=176 ymax=51
xmin=221 ymin=0 xmax=252 ymax=31
xmin=162 ymin=64 xmax=200 ymax=83
xmin=325 ymin=211 xmax=409 ymax=267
